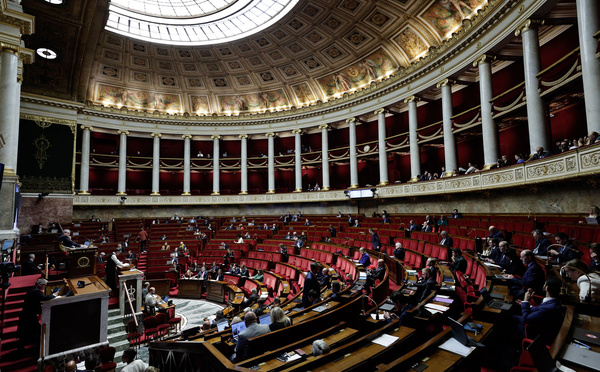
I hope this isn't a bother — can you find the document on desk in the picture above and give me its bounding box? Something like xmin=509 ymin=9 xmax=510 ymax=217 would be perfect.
xmin=484 ymin=262 xmax=501 ymax=268
xmin=439 ymin=337 xmax=475 ymax=357
xmin=372 ymin=334 xmax=399 ymax=347
xmin=425 ymin=303 xmax=449 ymax=312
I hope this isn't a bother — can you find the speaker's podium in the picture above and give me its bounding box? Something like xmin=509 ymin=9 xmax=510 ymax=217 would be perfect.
xmin=118 ymin=269 xmax=144 ymax=318
xmin=40 ymin=275 xmax=110 ymax=361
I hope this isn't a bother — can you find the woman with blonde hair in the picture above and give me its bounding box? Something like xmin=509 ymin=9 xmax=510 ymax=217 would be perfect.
xmin=562 ymin=259 xmax=600 ymax=302
xmin=269 ymin=306 xmax=292 ymax=331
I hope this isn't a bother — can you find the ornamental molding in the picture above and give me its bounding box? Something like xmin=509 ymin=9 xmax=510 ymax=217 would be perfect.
xmin=20 ymin=113 xmax=77 ymax=132
xmin=73 ymin=144 xmax=600 ymax=207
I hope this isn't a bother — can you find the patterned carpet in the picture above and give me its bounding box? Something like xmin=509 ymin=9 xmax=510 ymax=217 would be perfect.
xmin=137 ymin=298 xmax=224 ymax=363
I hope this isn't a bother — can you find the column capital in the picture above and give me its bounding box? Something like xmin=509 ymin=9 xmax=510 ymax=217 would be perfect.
xmin=436 ymin=78 xmax=456 ymax=88
xmin=515 ymin=19 xmax=544 ymax=37
xmin=182 ymin=134 xmax=192 ymax=139
xmin=239 ymin=134 xmax=249 ymax=139
xmin=318 ymin=124 xmax=330 ymax=130
xmin=117 ymin=130 xmax=129 ymax=135
xmin=0 ymin=42 xmax=19 ymax=54
xmin=473 ymin=54 xmax=496 ymax=67
xmin=345 ymin=117 xmax=357 ymax=124
xmin=404 ymin=96 xmax=420 ymax=104
xmin=292 ymin=129 xmax=303 ymax=135
xmin=374 ymin=108 xmax=389 ymax=115
xmin=265 ymin=132 xmax=276 ymax=137
xmin=151 ymin=132 xmax=162 ymax=138
xmin=81 ymin=125 xmax=94 ymax=131
xmin=211 ymin=135 xmax=221 ymax=140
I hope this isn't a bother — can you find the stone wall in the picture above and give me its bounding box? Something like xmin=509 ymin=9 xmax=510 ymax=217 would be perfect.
xmin=19 ymin=194 xmax=74 ymax=233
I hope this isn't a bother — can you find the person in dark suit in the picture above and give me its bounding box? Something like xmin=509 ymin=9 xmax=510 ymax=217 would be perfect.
xmin=58 ymin=229 xmax=84 ymax=248
xmin=548 ymin=232 xmax=580 ymax=263
xmin=365 ymin=259 xmax=386 ymax=294
xmin=347 ymin=214 xmax=355 ymax=226
xmin=393 ymin=242 xmax=405 ymax=261
xmin=17 ymin=278 xmax=60 ymax=354
xmin=426 ymin=257 xmax=438 ymax=280
xmin=232 ymin=312 xmax=271 ymax=362
xmin=505 ymin=249 xmax=545 ymax=298
xmin=414 ymin=267 xmax=437 ymax=303
xmin=590 ymin=243 xmax=600 ymax=272
xmin=301 ymin=262 xmax=321 ymax=308
xmin=21 ymin=254 xmax=40 ymax=276
xmin=488 ymin=226 xmax=504 ymax=240
xmin=439 ymin=231 xmax=453 ymax=247
xmin=358 ymin=248 xmax=371 ymax=267
xmin=451 ymin=209 xmax=463 ymax=219
xmin=370 ymin=229 xmax=381 ymax=251
xmin=214 ymin=268 xmax=224 ymax=281
xmin=242 ymin=288 xmax=259 ymax=308
xmin=383 ymin=290 xmax=414 ymax=326
xmin=484 ymin=238 xmax=502 ymax=264
xmin=528 ymin=146 xmax=552 ymax=161
xmin=502 ymin=248 xmax=526 ymax=277
xmin=239 ymin=264 xmax=249 ymax=277
xmin=319 ymin=268 xmax=331 ymax=288
xmin=532 ymin=229 xmax=551 ymax=256
xmin=515 ymin=277 xmax=563 ymax=345
xmin=329 ymin=224 xmax=337 ymax=238
xmin=329 ymin=281 xmax=342 ymax=300
xmin=449 ymin=248 xmax=467 ymax=273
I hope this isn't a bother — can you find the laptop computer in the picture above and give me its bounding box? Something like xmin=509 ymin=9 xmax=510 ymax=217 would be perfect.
xmin=231 ymin=321 xmax=247 ymax=341
xmin=84 ymin=241 xmax=91 ymax=246
xmin=479 ymin=288 xmax=512 ymax=310
xmin=215 ymin=319 xmax=228 ymax=332
xmin=585 ymin=217 xmax=598 ymax=225
xmin=259 ymin=313 xmax=271 ymax=325
xmin=448 ymin=317 xmax=485 ymax=348
xmin=573 ymin=327 xmax=600 ymax=347
xmin=379 ymin=303 xmax=395 ymax=311
xmin=561 ymin=343 xmax=600 ymax=370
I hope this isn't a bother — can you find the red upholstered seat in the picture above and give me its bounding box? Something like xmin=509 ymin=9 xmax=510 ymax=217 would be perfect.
xmin=155 ymin=313 xmax=170 ymax=338
xmin=143 ymin=316 xmax=159 ymax=341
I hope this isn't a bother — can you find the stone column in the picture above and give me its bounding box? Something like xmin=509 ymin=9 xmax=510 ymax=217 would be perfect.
xmin=293 ymin=129 xmax=303 ymax=192
xmin=405 ymin=96 xmax=421 ymax=182
xmin=474 ymin=55 xmax=499 ymax=169
xmin=375 ymin=108 xmax=389 ymax=185
xmin=319 ymin=124 xmax=331 ymax=190
xmin=116 ymin=130 xmax=128 ymax=195
xmin=151 ymin=133 xmax=161 ymax=195
xmin=239 ymin=134 xmax=248 ymax=194
xmin=211 ymin=135 xmax=221 ymax=195
xmin=266 ymin=133 xmax=276 ymax=193
xmin=576 ymin=0 xmax=600 ymax=133
xmin=78 ymin=125 xmax=93 ymax=194
xmin=182 ymin=134 xmax=192 ymax=195
xmin=346 ymin=117 xmax=359 ymax=188
xmin=516 ymin=20 xmax=550 ymax=155
xmin=0 ymin=45 xmax=20 ymax=175
xmin=437 ymin=79 xmax=458 ymax=176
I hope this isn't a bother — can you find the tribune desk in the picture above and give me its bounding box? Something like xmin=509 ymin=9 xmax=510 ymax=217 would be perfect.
xmin=118 ymin=269 xmax=144 ymax=317
xmin=40 ymin=275 xmax=110 ymax=361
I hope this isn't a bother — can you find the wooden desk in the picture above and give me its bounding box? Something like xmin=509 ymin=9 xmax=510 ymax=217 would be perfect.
xmin=178 ymin=278 xmax=205 ymax=299
xmin=206 ymin=280 xmax=227 ymax=303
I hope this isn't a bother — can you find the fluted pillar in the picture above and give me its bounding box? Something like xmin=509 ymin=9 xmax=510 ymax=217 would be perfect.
xmin=0 ymin=45 xmax=20 ymax=175
xmin=346 ymin=117 xmax=359 ymax=188
xmin=266 ymin=133 xmax=276 ymax=193
xmin=437 ymin=79 xmax=458 ymax=176
xmin=474 ymin=55 xmax=499 ymax=169
xmin=151 ymin=133 xmax=161 ymax=195
xmin=182 ymin=134 xmax=192 ymax=195
xmin=576 ymin=0 xmax=600 ymax=133
xmin=319 ymin=124 xmax=331 ymax=190
xmin=116 ymin=130 xmax=128 ymax=195
xmin=239 ymin=134 xmax=248 ymax=195
xmin=293 ymin=129 xmax=303 ymax=192
xmin=375 ymin=108 xmax=389 ymax=185
xmin=211 ymin=135 xmax=221 ymax=195
xmin=78 ymin=125 xmax=93 ymax=194
xmin=516 ymin=20 xmax=550 ymax=155
xmin=405 ymin=96 xmax=421 ymax=182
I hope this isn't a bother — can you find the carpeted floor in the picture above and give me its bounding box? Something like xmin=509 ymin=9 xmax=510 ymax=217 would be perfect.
xmin=136 ymin=298 xmax=224 ymax=363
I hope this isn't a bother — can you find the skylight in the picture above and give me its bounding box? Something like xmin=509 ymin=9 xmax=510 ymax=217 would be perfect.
xmin=106 ymin=0 xmax=298 ymax=45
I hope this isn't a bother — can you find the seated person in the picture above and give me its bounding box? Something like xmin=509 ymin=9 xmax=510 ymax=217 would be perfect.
xmin=532 ymin=229 xmax=551 ymax=256
xmin=230 ymin=263 xmax=240 ymax=275
xmin=414 ymin=267 xmax=436 ymax=303
xmin=121 ymin=348 xmax=148 ymax=372
xmin=439 ymin=231 xmax=453 ymax=247
xmin=312 ymin=340 xmax=330 ymax=356
xmin=268 ymin=306 xmax=292 ymax=331
xmin=561 ymin=259 xmax=600 ymax=302
xmin=548 ymin=232 xmax=580 ymax=263
xmin=358 ymin=247 xmax=370 ymax=267
xmin=214 ymin=268 xmax=224 ymax=281
xmin=232 ymin=312 xmax=270 ymax=362
xmin=329 ymin=281 xmax=342 ymax=300
xmin=393 ymin=242 xmax=405 ymax=260
xmin=196 ymin=266 xmax=210 ymax=280
xmin=242 ymin=288 xmax=259 ymax=307
xmin=449 ymin=248 xmax=467 ymax=273
xmin=307 ymin=289 xmax=321 ymax=306
xmin=502 ymin=248 xmax=526 ymax=277
xmin=504 ymin=250 xmax=545 ymax=298
xmin=383 ymin=290 xmax=414 ymax=326
xmin=590 ymin=243 xmax=600 ymax=272
xmin=425 ymin=257 xmax=438 ymax=279
xmin=250 ymin=269 xmax=264 ymax=283
xmin=365 ymin=259 xmax=386 ymax=294
xmin=144 ymin=287 xmax=159 ymax=315
xmin=319 ymin=268 xmax=331 ymax=288
xmin=514 ymin=277 xmax=563 ymax=345
xmin=58 ymin=229 xmax=86 ymax=249
xmin=239 ymin=264 xmax=249 ymax=277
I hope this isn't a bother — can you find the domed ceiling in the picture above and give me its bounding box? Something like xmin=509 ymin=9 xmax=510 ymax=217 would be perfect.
xmin=23 ymin=0 xmax=489 ymax=116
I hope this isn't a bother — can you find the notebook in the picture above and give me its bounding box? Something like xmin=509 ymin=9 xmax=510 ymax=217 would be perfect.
xmin=561 ymin=343 xmax=600 ymax=370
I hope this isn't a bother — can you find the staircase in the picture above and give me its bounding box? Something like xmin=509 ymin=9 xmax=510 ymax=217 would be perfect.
xmin=106 ymin=308 xmax=131 ymax=371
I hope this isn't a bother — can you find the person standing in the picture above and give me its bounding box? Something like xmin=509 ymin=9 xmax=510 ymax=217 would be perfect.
xmin=17 ymin=278 xmax=60 ymax=355
xmin=136 ymin=227 xmax=149 ymax=253
xmin=301 ymin=262 xmax=321 ymax=308
xmin=105 ymin=246 xmax=130 ymax=296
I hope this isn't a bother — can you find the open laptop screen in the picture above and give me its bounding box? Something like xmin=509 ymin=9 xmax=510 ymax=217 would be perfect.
xmin=231 ymin=321 xmax=247 ymax=339
xmin=259 ymin=313 xmax=271 ymax=325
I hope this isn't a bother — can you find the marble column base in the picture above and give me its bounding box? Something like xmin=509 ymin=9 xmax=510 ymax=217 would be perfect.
xmin=239 ymin=191 xmax=248 ymax=195
xmin=293 ymin=189 xmax=303 ymax=192
xmin=408 ymin=176 xmax=419 ymax=182
xmin=322 ymin=187 xmax=330 ymax=191
xmin=378 ymin=181 xmax=389 ymax=186
xmin=349 ymin=184 xmax=359 ymax=189
xmin=78 ymin=191 xmax=90 ymax=195
xmin=116 ymin=192 xmax=127 ymax=196
xmin=211 ymin=191 xmax=220 ymax=195
xmin=266 ymin=190 xmax=275 ymax=194
xmin=150 ymin=192 xmax=161 ymax=196
xmin=181 ymin=192 xmax=191 ymax=196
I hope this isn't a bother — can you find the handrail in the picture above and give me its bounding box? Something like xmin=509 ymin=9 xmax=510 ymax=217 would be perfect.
xmin=490 ymin=81 xmax=525 ymax=103
xmin=122 ymin=280 xmax=138 ymax=327
xmin=536 ymin=47 xmax=580 ymax=78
